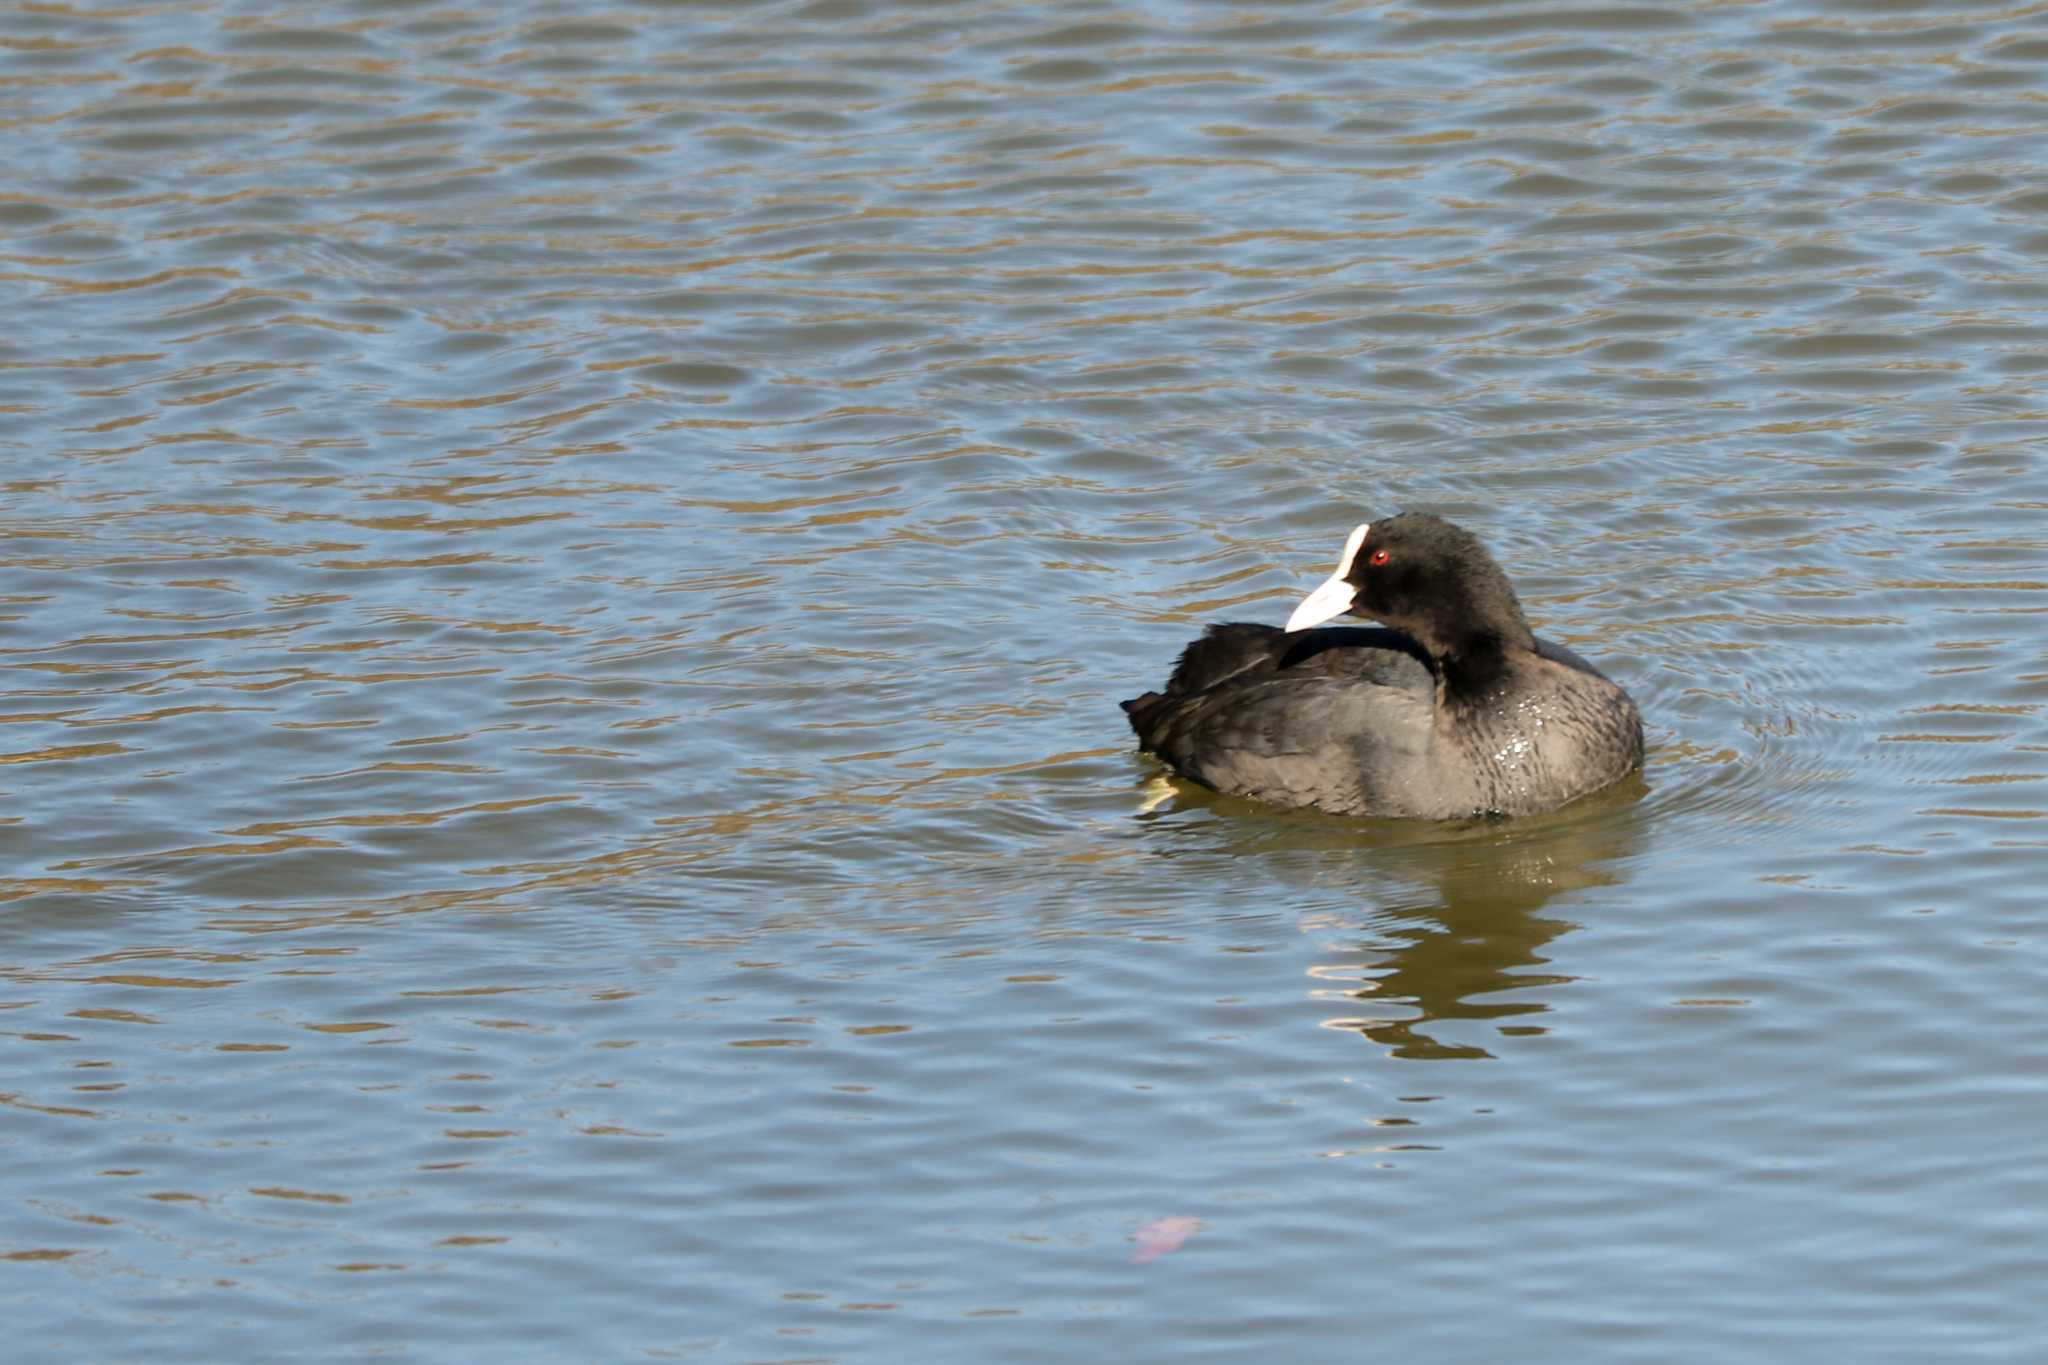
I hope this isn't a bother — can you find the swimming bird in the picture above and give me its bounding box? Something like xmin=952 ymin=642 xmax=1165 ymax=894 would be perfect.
xmin=1122 ymin=513 xmax=1643 ymax=819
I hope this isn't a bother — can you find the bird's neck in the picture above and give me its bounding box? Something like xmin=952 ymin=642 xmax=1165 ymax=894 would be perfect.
xmin=1436 ymin=627 xmax=1532 ymax=708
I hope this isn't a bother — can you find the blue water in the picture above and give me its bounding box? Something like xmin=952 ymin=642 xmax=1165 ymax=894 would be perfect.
xmin=2 ymin=0 xmax=2046 ymax=1359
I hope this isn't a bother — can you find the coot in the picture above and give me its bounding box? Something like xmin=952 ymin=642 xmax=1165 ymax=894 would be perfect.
xmin=1122 ymin=513 xmax=1643 ymax=819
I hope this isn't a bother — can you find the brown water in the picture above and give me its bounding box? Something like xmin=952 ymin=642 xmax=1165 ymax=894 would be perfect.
xmin=4 ymin=0 xmax=2047 ymax=1359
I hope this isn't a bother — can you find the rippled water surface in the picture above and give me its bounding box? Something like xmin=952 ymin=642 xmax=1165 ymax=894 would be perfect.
xmin=5 ymin=0 xmax=2047 ymax=1358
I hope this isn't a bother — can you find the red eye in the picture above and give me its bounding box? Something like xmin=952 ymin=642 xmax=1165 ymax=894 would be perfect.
xmin=1368 ymin=548 xmax=1389 ymax=567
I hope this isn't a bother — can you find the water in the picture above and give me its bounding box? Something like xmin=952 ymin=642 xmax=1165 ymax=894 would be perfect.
xmin=3 ymin=0 xmax=2046 ymax=1358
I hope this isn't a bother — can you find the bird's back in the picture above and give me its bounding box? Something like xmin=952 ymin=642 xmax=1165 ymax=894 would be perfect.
xmin=1122 ymin=624 xmax=1442 ymax=816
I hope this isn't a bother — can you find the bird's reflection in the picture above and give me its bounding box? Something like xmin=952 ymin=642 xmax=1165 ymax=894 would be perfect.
xmin=1339 ymin=835 xmax=1612 ymax=1060
xmin=1139 ymin=774 xmax=1648 ymax=1060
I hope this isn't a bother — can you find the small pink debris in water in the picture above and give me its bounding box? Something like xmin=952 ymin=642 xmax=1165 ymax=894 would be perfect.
xmin=1130 ymin=1216 xmax=1204 ymax=1264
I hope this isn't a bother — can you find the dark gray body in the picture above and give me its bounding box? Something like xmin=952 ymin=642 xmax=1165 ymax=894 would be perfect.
xmin=1123 ymin=623 xmax=1644 ymax=819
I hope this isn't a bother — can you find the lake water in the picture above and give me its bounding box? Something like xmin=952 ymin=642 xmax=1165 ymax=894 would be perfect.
xmin=4 ymin=0 xmax=2046 ymax=1358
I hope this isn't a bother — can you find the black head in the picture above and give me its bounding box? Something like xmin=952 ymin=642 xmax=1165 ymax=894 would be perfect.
xmin=1285 ymin=512 xmax=1533 ymax=663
